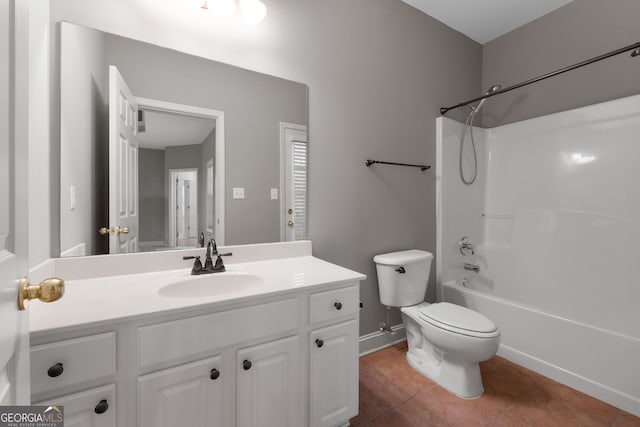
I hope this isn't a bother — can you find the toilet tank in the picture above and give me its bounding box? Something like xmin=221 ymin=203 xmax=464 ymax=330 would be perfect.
xmin=374 ymin=250 xmax=433 ymax=307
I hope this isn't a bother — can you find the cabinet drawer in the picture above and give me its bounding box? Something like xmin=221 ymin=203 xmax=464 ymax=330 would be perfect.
xmin=138 ymin=298 xmax=299 ymax=370
xmin=309 ymin=285 xmax=359 ymax=325
xmin=31 ymin=332 xmax=116 ymax=397
xmin=34 ymin=383 xmax=116 ymax=427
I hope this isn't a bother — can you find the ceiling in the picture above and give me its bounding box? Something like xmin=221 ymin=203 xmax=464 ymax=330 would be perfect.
xmin=138 ymin=109 xmax=216 ymax=150
xmin=401 ymin=0 xmax=575 ymax=44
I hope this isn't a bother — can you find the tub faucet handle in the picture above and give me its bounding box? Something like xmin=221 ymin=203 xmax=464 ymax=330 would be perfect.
xmin=459 ymin=236 xmax=475 ymax=256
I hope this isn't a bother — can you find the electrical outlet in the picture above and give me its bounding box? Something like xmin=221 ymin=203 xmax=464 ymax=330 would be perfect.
xmin=233 ymin=187 xmax=245 ymax=199
xmin=270 ymin=188 xmax=278 ymax=200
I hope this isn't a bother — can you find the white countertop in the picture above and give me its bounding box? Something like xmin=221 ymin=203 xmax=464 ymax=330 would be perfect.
xmin=29 ymin=256 xmax=366 ymax=336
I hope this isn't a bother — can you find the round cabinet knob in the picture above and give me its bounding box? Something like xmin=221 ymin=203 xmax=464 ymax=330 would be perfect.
xmin=94 ymin=399 xmax=109 ymax=415
xmin=334 ymin=302 xmax=342 ymax=310
xmin=242 ymin=360 xmax=252 ymax=370
xmin=47 ymin=363 xmax=64 ymax=378
xmin=315 ymin=339 xmax=324 ymax=348
xmin=210 ymin=368 xmax=220 ymax=380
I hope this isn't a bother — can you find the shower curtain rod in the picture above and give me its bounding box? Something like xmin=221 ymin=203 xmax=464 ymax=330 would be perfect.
xmin=440 ymin=41 xmax=640 ymax=115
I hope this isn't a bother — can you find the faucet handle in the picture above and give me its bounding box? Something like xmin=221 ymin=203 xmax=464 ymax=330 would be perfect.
xmin=183 ymin=255 xmax=203 ymax=275
xmin=459 ymin=236 xmax=475 ymax=256
xmin=212 ymin=252 xmax=232 ymax=272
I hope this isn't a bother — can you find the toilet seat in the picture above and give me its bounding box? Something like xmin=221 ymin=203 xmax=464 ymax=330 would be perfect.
xmin=418 ymin=302 xmax=499 ymax=339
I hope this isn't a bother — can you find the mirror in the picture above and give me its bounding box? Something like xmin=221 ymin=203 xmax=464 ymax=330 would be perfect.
xmin=59 ymin=22 xmax=308 ymax=257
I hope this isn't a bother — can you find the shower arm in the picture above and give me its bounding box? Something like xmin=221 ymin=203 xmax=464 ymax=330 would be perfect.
xmin=440 ymin=41 xmax=640 ymax=116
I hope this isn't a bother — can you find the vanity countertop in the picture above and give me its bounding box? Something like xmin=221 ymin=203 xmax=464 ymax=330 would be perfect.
xmin=29 ymin=255 xmax=366 ymax=336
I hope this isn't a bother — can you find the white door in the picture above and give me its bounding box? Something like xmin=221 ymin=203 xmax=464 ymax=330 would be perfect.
xmin=280 ymin=123 xmax=308 ymax=241
xmin=108 ymin=66 xmax=139 ymax=254
xmin=237 ymin=336 xmax=300 ymax=427
xmin=0 ymin=0 xmax=30 ymax=404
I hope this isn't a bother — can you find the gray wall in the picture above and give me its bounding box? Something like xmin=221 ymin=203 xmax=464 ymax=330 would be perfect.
xmin=59 ymin=23 xmax=108 ymax=256
xmin=482 ymin=0 xmax=640 ymax=127
xmin=49 ymin=0 xmax=482 ymax=337
xmin=102 ymin=33 xmax=307 ymax=245
xmin=139 ymin=148 xmax=166 ymax=243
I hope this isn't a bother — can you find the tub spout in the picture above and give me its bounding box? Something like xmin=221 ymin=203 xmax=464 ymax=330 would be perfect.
xmin=464 ymin=263 xmax=480 ymax=273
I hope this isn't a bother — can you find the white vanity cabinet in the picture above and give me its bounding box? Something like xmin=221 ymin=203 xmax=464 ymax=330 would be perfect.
xmin=31 ymin=333 xmax=117 ymax=426
xmin=31 ymin=277 xmax=361 ymax=427
xmin=138 ymin=355 xmax=226 ymax=427
xmin=308 ymin=286 xmax=360 ymax=427
xmin=35 ymin=384 xmax=116 ymax=427
xmin=237 ymin=335 xmax=300 ymax=427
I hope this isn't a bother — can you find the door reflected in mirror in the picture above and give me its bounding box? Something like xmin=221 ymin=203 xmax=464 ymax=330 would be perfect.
xmin=137 ymin=106 xmax=218 ymax=253
xmin=59 ymin=22 xmax=308 ymax=257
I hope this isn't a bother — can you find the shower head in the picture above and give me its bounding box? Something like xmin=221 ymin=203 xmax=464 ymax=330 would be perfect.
xmin=632 ymin=47 xmax=640 ymax=58
xmin=474 ymin=84 xmax=502 ymax=112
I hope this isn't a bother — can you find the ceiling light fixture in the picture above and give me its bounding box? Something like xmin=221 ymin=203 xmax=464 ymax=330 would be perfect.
xmin=197 ymin=0 xmax=266 ymax=23
xmin=239 ymin=0 xmax=267 ymax=24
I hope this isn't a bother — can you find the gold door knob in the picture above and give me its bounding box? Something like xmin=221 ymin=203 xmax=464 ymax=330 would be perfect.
xmin=99 ymin=226 xmax=129 ymax=235
xmin=18 ymin=277 xmax=65 ymax=310
xmin=287 ymin=220 xmax=294 ymax=227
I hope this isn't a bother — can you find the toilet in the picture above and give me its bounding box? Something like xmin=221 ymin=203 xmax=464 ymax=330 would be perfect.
xmin=374 ymin=249 xmax=500 ymax=399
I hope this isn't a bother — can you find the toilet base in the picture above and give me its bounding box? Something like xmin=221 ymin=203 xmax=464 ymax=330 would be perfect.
xmin=406 ymin=349 xmax=484 ymax=399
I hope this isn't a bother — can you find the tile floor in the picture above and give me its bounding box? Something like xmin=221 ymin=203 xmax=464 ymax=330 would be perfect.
xmin=351 ymin=342 xmax=640 ymax=427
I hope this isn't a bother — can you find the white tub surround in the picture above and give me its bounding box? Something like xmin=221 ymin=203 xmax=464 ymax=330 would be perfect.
xmin=29 ymin=241 xmax=365 ymax=427
xmin=436 ymin=94 xmax=640 ymax=416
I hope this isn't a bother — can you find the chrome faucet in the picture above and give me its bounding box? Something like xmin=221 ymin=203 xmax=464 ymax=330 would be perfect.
xmin=464 ymin=263 xmax=480 ymax=273
xmin=205 ymin=239 xmax=218 ymax=270
xmin=183 ymin=238 xmax=232 ymax=275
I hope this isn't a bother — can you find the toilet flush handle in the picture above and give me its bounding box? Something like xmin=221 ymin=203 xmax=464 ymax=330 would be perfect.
xmin=395 ymin=267 xmax=406 ymax=274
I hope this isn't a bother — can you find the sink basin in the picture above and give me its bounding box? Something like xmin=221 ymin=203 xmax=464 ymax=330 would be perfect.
xmin=158 ymin=273 xmax=264 ymax=298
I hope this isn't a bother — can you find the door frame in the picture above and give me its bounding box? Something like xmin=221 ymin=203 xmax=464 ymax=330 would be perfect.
xmin=0 ymin=0 xmax=31 ymax=405
xmin=137 ymin=97 xmax=225 ymax=245
xmin=168 ymin=168 xmax=198 ymax=247
xmin=279 ymin=122 xmax=308 ymax=242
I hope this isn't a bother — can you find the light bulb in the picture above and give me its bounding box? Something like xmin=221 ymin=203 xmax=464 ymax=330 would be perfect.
xmin=240 ymin=0 xmax=267 ymax=24
xmin=183 ymin=0 xmax=209 ymax=9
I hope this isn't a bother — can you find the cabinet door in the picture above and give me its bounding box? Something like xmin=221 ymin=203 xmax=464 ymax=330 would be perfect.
xmin=310 ymin=319 xmax=359 ymax=427
xmin=138 ymin=355 xmax=227 ymax=427
xmin=35 ymin=384 xmax=115 ymax=427
xmin=237 ymin=335 xmax=300 ymax=427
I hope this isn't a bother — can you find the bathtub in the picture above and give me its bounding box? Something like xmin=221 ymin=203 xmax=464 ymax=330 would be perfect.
xmin=436 ymin=95 xmax=640 ymax=417
xmin=440 ymin=279 xmax=640 ymax=416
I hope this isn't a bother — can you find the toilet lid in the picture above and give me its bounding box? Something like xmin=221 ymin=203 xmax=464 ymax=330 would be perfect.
xmin=419 ymin=302 xmax=499 ymax=337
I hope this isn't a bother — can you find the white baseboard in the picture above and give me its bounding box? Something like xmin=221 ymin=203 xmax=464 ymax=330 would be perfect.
xmin=498 ymin=344 xmax=640 ymax=417
xmin=359 ymin=324 xmax=406 ymax=356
